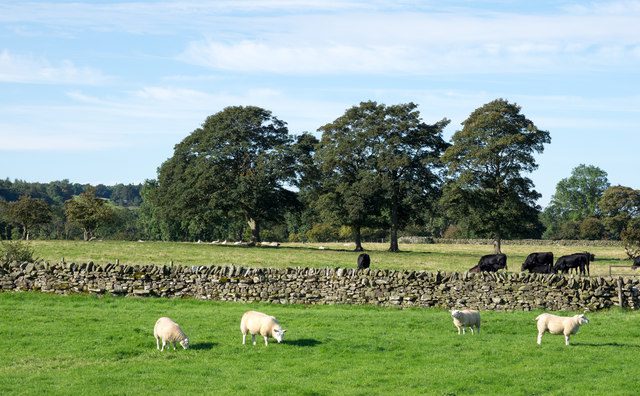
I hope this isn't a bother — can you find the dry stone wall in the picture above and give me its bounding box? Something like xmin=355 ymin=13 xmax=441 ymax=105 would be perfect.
xmin=2 ymin=261 xmax=639 ymax=311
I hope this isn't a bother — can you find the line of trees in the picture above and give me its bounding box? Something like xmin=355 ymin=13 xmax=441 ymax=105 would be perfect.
xmin=1 ymin=99 xmax=639 ymax=255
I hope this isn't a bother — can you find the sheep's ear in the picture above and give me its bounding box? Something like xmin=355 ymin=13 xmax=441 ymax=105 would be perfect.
xmin=282 ymin=329 xmax=287 ymax=333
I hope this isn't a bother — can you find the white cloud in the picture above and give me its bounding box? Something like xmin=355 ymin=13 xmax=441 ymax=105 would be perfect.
xmin=0 ymin=50 xmax=109 ymax=85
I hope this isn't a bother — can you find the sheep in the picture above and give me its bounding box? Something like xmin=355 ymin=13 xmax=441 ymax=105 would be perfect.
xmin=153 ymin=317 xmax=189 ymax=351
xmin=450 ymin=309 xmax=481 ymax=335
xmin=240 ymin=310 xmax=286 ymax=346
xmin=535 ymin=313 xmax=589 ymax=346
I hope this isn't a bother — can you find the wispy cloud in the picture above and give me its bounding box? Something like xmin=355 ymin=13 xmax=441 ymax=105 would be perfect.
xmin=0 ymin=50 xmax=109 ymax=84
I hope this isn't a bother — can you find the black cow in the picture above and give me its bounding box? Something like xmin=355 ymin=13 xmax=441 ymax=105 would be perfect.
xmin=553 ymin=254 xmax=588 ymax=275
xmin=570 ymin=252 xmax=595 ymax=276
xmin=357 ymin=253 xmax=370 ymax=269
xmin=469 ymin=253 xmax=507 ymax=272
xmin=521 ymin=252 xmax=554 ymax=274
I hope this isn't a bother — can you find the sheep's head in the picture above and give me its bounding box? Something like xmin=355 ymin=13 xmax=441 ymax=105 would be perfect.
xmin=576 ymin=314 xmax=589 ymax=325
xmin=180 ymin=338 xmax=190 ymax=349
xmin=273 ymin=328 xmax=286 ymax=343
xmin=450 ymin=309 xmax=462 ymax=319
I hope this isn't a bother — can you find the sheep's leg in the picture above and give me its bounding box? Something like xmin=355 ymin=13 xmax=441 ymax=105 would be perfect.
xmin=155 ymin=336 xmax=160 ymax=350
xmin=161 ymin=339 xmax=166 ymax=351
xmin=242 ymin=333 xmax=247 ymax=345
xmin=263 ymin=336 xmax=269 ymax=346
xmin=564 ymin=335 xmax=570 ymax=346
xmin=172 ymin=341 xmax=176 ymax=350
xmin=537 ymin=333 xmax=543 ymax=345
xmin=476 ymin=325 xmax=480 ymax=335
xmin=251 ymin=334 xmax=256 ymax=346
xmin=462 ymin=327 xmax=466 ymax=335
xmin=469 ymin=326 xmax=474 ymax=335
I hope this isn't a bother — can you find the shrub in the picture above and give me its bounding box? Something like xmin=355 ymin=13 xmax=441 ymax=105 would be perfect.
xmin=305 ymin=223 xmax=340 ymax=242
xmin=0 ymin=240 xmax=37 ymax=264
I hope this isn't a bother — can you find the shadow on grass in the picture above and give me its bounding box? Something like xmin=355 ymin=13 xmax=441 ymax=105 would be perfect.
xmin=286 ymin=338 xmax=322 ymax=347
xmin=572 ymin=342 xmax=640 ymax=348
xmin=191 ymin=342 xmax=218 ymax=350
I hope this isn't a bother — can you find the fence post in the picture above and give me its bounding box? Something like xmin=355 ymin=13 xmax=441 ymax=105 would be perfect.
xmin=618 ymin=277 xmax=624 ymax=308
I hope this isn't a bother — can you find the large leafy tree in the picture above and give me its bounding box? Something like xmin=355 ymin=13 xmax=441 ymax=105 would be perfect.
xmin=441 ymin=98 xmax=550 ymax=253
xmin=541 ymin=164 xmax=610 ymax=238
xmin=64 ymin=187 xmax=113 ymax=241
xmin=598 ymin=185 xmax=640 ymax=239
xmin=8 ymin=195 xmax=52 ymax=240
xmin=151 ymin=106 xmax=296 ymax=243
xmin=317 ymin=101 xmax=449 ymax=252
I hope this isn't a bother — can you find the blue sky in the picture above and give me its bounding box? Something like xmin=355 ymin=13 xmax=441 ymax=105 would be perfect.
xmin=1 ymin=0 xmax=639 ymax=207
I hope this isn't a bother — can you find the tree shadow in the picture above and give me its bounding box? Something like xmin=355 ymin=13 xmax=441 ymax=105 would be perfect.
xmin=285 ymin=338 xmax=322 ymax=347
xmin=190 ymin=342 xmax=217 ymax=350
xmin=572 ymin=342 xmax=640 ymax=348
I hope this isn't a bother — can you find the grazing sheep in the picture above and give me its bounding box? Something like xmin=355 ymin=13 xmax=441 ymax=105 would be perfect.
xmin=240 ymin=310 xmax=286 ymax=346
xmin=153 ymin=317 xmax=189 ymax=351
xmin=535 ymin=313 xmax=589 ymax=346
xmin=450 ymin=309 xmax=481 ymax=335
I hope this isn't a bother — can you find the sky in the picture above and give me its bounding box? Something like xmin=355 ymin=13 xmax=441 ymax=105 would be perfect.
xmin=1 ymin=0 xmax=639 ymax=207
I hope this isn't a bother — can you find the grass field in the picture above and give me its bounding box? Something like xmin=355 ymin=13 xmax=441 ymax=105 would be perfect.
xmin=2 ymin=292 xmax=640 ymax=395
xmin=25 ymin=240 xmax=633 ymax=277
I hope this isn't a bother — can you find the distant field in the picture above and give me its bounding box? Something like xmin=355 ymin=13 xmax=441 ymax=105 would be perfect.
xmin=1 ymin=292 xmax=639 ymax=395
xmin=26 ymin=240 xmax=633 ymax=277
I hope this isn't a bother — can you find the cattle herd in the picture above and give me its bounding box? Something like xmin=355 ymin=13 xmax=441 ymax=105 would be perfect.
xmin=358 ymin=251 xmax=597 ymax=275
xmin=466 ymin=251 xmax=596 ymax=275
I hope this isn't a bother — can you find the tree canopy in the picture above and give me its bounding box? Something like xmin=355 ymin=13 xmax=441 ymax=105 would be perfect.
xmin=441 ymin=98 xmax=550 ymax=252
xmin=64 ymin=187 xmax=114 ymax=241
xmin=149 ymin=106 xmax=298 ymax=242
xmin=8 ymin=195 xmax=52 ymax=240
xmin=317 ymin=101 xmax=449 ymax=251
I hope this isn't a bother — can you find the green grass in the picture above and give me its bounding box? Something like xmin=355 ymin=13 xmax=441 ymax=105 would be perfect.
xmin=1 ymin=292 xmax=640 ymax=395
xmin=27 ymin=240 xmax=632 ymax=277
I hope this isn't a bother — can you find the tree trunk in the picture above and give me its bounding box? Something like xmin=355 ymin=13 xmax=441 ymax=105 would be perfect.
xmin=83 ymin=228 xmax=90 ymax=241
xmin=21 ymin=224 xmax=28 ymax=240
xmin=353 ymin=225 xmax=364 ymax=252
xmin=493 ymin=237 xmax=502 ymax=254
xmin=247 ymin=218 xmax=261 ymax=244
xmin=389 ymin=199 xmax=400 ymax=252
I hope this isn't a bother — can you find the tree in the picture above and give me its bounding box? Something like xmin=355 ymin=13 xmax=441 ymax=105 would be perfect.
xmin=150 ymin=106 xmax=297 ymax=243
xmin=317 ymin=101 xmax=449 ymax=252
xmin=441 ymin=99 xmax=550 ymax=253
xmin=65 ymin=187 xmax=113 ymax=241
xmin=545 ymin=164 xmax=609 ymax=221
xmin=8 ymin=195 xmax=52 ymax=240
xmin=598 ymin=185 xmax=640 ymax=239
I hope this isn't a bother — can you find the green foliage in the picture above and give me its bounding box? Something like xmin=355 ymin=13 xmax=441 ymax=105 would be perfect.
xmin=0 ymin=240 xmax=36 ymax=263
xmin=543 ymin=165 xmax=610 ymax=239
xmin=579 ymin=217 xmax=604 ymax=240
xmin=305 ymin=222 xmax=340 ymax=242
xmin=150 ymin=106 xmax=298 ymax=243
xmin=316 ymin=101 xmax=449 ymax=251
xmin=65 ymin=187 xmax=115 ymax=241
xmin=621 ymin=218 xmax=640 ymax=258
xmin=8 ymin=195 xmax=52 ymax=240
xmin=598 ymin=185 xmax=640 ymax=239
xmin=441 ymin=98 xmax=550 ymax=248
xmin=2 ymin=293 xmax=640 ymax=395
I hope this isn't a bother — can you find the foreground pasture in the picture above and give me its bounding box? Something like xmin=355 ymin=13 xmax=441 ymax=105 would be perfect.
xmin=2 ymin=292 xmax=640 ymax=395
xmin=27 ymin=240 xmax=630 ymax=277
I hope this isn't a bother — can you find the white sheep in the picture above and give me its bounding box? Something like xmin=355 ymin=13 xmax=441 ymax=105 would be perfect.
xmin=535 ymin=313 xmax=589 ymax=346
xmin=153 ymin=317 xmax=189 ymax=351
xmin=240 ymin=310 xmax=286 ymax=346
xmin=450 ymin=309 xmax=481 ymax=335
